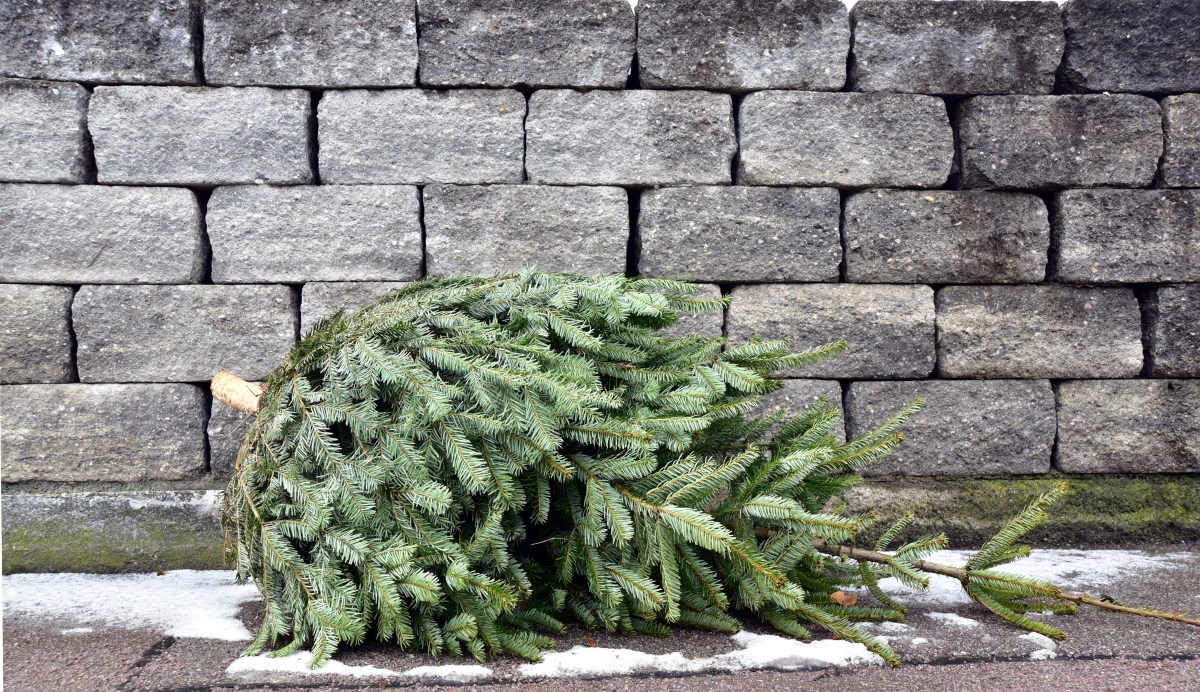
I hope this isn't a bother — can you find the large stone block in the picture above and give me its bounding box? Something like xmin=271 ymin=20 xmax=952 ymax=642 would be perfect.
xmin=0 ymin=78 xmax=88 ymax=183
xmin=1057 ymin=380 xmax=1200 ymax=474
xmin=847 ymin=380 xmax=1055 ymax=477
xmin=656 ymin=284 xmax=724 ymax=340
xmin=73 ymin=285 xmax=296 ymax=383
xmin=207 ymin=185 xmax=422 ymax=283
xmin=727 ymin=284 xmax=935 ymax=379
xmin=843 ymin=190 xmax=1048 ymax=284
xmin=89 ymin=86 xmax=312 ymax=185
xmin=1162 ymin=95 xmax=1200 ymax=188
xmin=936 ymin=285 xmax=1142 ymax=379
xmin=424 ymin=185 xmax=628 ymax=276
xmin=209 ymin=393 xmax=258 ymax=479
xmin=1061 ymin=0 xmax=1200 ymax=93
xmin=1147 ymin=285 xmax=1200 ymax=378
xmin=0 ymin=184 xmax=203 ymax=284
xmin=204 ymin=0 xmax=417 ymax=87
xmin=319 ymin=89 xmax=524 ymax=185
xmin=756 ymin=379 xmax=845 ymax=441
xmin=639 ymin=186 xmax=840 ymax=283
xmin=300 ymin=282 xmax=411 ymax=335
xmin=636 ymin=0 xmax=848 ymax=91
xmin=0 ymin=384 xmax=207 ymax=482
xmin=0 ymin=0 xmax=197 ymax=84
xmin=738 ymin=92 xmax=952 ymax=188
xmin=849 ymin=0 xmax=1063 ymax=95
xmin=1052 ymin=190 xmax=1200 ymax=284
xmin=418 ymin=0 xmax=633 ymax=88
xmin=959 ymin=95 xmax=1162 ymax=190
xmin=0 ymin=285 xmax=73 ymax=384
xmin=526 ymin=90 xmax=735 ymax=186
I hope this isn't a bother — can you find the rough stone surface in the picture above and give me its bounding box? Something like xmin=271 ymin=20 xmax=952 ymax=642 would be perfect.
xmin=843 ymin=190 xmax=1049 ymax=284
xmin=418 ymin=0 xmax=633 ymax=88
xmin=319 ymin=89 xmax=524 ymax=185
xmin=0 ymin=78 xmax=89 ymax=183
xmin=656 ymin=284 xmax=724 ymax=340
xmin=204 ymin=0 xmax=417 ymax=87
xmin=73 ymin=285 xmax=296 ymax=383
xmin=209 ymin=393 xmax=259 ymax=479
xmin=738 ymin=92 xmax=952 ymax=188
xmin=849 ymin=0 xmax=1063 ymax=95
xmin=0 ymin=184 xmax=203 ymax=284
xmin=424 ymin=185 xmax=628 ymax=276
xmin=1052 ymin=190 xmax=1200 ymax=284
xmin=0 ymin=285 xmax=73 ymax=384
xmin=936 ymin=285 xmax=1143 ymax=379
xmin=526 ymin=90 xmax=735 ymax=186
xmin=1162 ymin=94 xmax=1200 ymax=188
xmin=636 ymin=0 xmax=849 ymax=91
xmin=1147 ymin=285 xmax=1200 ymax=378
xmin=1061 ymin=0 xmax=1200 ymax=93
xmin=727 ymin=284 xmax=935 ymax=379
xmin=639 ymin=186 xmax=840 ymax=283
xmin=207 ymin=185 xmax=422 ymax=283
xmin=1057 ymin=380 xmax=1200 ymax=474
xmin=300 ymin=282 xmax=411 ymax=335
xmin=0 ymin=0 xmax=197 ymax=84
xmin=0 ymin=384 xmax=207 ymax=482
xmin=89 ymin=86 xmax=312 ymax=185
xmin=756 ymin=379 xmax=845 ymax=442
xmin=847 ymin=380 xmax=1055 ymax=477
xmin=959 ymin=95 xmax=1162 ymax=190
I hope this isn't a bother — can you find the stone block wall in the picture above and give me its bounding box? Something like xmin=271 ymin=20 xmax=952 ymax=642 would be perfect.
xmin=2 ymin=0 xmax=1199 ymax=570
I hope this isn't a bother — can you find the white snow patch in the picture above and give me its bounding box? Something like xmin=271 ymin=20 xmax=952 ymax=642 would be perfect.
xmin=1020 ymin=632 xmax=1058 ymax=661
xmin=227 ymin=652 xmax=399 ymax=679
xmin=60 ymin=627 xmax=94 ymax=635
xmin=926 ymin=612 xmax=980 ymax=628
xmin=405 ymin=664 xmax=494 ymax=683
xmin=910 ymin=637 xmax=929 ymax=646
xmin=860 ymin=621 xmax=911 ymax=633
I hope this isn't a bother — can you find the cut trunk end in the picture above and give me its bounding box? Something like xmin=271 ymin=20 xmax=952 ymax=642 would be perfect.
xmin=211 ymin=371 xmax=264 ymax=415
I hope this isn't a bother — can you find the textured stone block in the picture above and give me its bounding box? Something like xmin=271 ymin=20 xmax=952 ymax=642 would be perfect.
xmin=89 ymin=86 xmax=312 ymax=185
xmin=74 ymin=285 xmax=296 ymax=383
xmin=636 ymin=0 xmax=848 ymax=91
xmin=937 ymin=285 xmax=1142 ymax=379
xmin=1147 ymin=285 xmax=1200 ymax=378
xmin=738 ymin=92 xmax=952 ymax=188
xmin=849 ymin=0 xmax=1063 ymax=95
xmin=425 ymin=185 xmax=628 ymax=277
xmin=657 ymin=284 xmax=723 ymax=341
xmin=526 ymin=90 xmax=735 ymax=186
xmin=0 ymin=285 xmax=73 ymax=384
xmin=1061 ymin=0 xmax=1200 ymax=93
xmin=209 ymin=392 xmax=258 ymax=479
xmin=847 ymin=380 xmax=1055 ymax=477
xmin=0 ymin=184 xmax=203 ymax=284
xmin=301 ymin=282 xmax=411 ymax=334
xmin=756 ymin=379 xmax=845 ymax=441
xmin=208 ymin=185 xmax=422 ymax=283
xmin=319 ymin=89 xmax=524 ymax=185
xmin=204 ymin=0 xmax=417 ymax=87
xmin=0 ymin=0 xmax=197 ymax=84
xmin=1057 ymin=380 xmax=1200 ymax=474
xmin=843 ymin=191 xmax=1048 ymax=284
xmin=0 ymin=384 xmax=207 ymax=482
xmin=418 ymin=0 xmax=633 ymax=88
xmin=0 ymin=78 xmax=88 ymax=183
xmin=1052 ymin=190 xmax=1200 ymax=284
xmin=1162 ymin=95 xmax=1200 ymax=188
xmin=727 ymin=284 xmax=935 ymax=379
xmin=639 ymin=187 xmax=840 ymax=283
xmin=959 ymin=95 xmax=1162 ymax=190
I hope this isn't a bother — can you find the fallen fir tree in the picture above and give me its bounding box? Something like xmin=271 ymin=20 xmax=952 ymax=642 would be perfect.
xmin=214 ymin=272 xmax=1200 ymax=668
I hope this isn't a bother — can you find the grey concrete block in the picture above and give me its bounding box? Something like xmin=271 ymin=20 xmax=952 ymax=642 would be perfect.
xmin=526 ymin=89 xmax=735 ymax=186
xmin=204 ymin=0 xmax=417 ymax=87
xmin=849 ymin=0 xmax=1063 ymax=95
xmin=73 ymin=285 xmax=296 ymax=383
xmin=756 ymin=379 xmax=845 ymax=442
xmin=727 ymin=283 xmax=935 ymax=379
xmin=657 ymin=283 xmax=723 ymax=340
xmin=959 ymin=95 xmax=1162 ymax=190
xmin=418 ymin=0 xmax=633 ymax=88
xmin=639 ymin=186 xmax=840 ymax=283
xmin=1147 ymin=285 xmax=1200 ymax=378
xmin=1057 ymin=379 xmax=1200 ymax=474
xmin=208 ymin=391 xmax=258 ymax=479
xmin=0 ymin=184 xmax=203 ymax=284
xmin=843 ymin=190 xmax=1049 ymax=284
xmin=1162 ymin=94 xmax=1200 ymax=188
xmin=301 ymin=281 xmax=410 ymax=334
xmin=1052 ymin=190 xmax=1200 ymax=284
xmin=738 ymin=92 xmax=952 ymax=188
xmin=319 ymin=89 xmax=524 ymax=185
xmin=89 ymin=86 xmax=312 ymax=185
xmin=847 ymin=380 xmax=1055 ymax=477
xmin=207 ymin=185 xmax=422 ymax=283
xmin=1061 ymin=0 xmax=1200 ymax=93
xmin=636 ymin=0 xmax=848 ymax=91
xmin=0 ymin=78 xmax=88 ymax=183
xmin=0 ymin=0 xmax=197 ymax=84
xmin=936 ymin=285 xmax=1142 ymax=379
xmin=0 ymin=285 xmax=73 ymax=384
xmin=424 ymin=184 xmax=628 ymax=276
xmin=0 ymin=384 xmax=207 ymax=482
